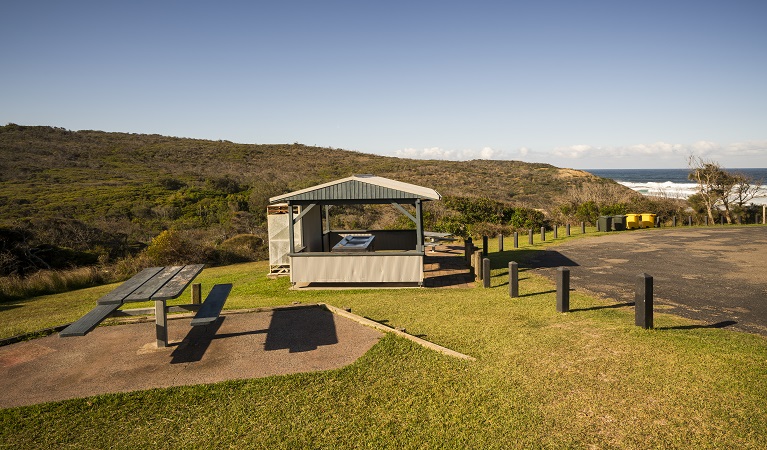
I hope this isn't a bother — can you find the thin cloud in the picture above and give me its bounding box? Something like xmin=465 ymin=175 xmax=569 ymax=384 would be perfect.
xmin=395 ymin=146 xmax=511 ymax=161
xmin=552 ymin=141 xmax=708 ymax=159
xmin=724 ymin=141 xmax=767 ymax=156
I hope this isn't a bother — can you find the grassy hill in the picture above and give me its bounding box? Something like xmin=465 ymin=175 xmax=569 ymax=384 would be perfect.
xmin=0 ymin=123 xmax=640 ymax=287
xmin=0 ymin=124 xmax=613 ymax=217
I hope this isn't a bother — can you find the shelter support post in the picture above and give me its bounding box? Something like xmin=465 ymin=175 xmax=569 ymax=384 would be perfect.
xmin=416 ymin=199 xmax=424 ymax=252
xmin=287 ymin=201 xmax=295 ymax=254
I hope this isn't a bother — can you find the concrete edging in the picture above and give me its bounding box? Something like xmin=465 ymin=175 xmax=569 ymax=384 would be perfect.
xmin=321 ymin=303 xmax=476 ymax=361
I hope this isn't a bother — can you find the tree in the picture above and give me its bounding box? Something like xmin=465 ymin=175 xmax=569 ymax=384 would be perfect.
xmin=688 ymin=155 xmax=728 ymax=224
xmin=732 ymin=172 xmax=762 ymax=209
xmin=687 ymin=156 xmax=762 ymax=224
xmin=713 ymin=170 xmax=738 ymax=224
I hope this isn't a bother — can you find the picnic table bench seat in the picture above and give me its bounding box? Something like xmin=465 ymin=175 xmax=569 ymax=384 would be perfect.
xmin=190 ymin=284 xmax=232 ymax=326
xmin=59 ymin=303 xmax=122 ymax=337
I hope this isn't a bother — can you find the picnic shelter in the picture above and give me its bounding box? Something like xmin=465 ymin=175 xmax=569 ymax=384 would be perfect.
xmin=268 ymin=174 xmax=441 ymax=286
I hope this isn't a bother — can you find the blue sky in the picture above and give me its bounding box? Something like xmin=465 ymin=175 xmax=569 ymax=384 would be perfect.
xmin=2 ymin=1 xmax=765 ymax=169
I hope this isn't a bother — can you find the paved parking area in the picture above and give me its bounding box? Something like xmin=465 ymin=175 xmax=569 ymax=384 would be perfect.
xmin=531 ymin=227 xmax=767 ymax=336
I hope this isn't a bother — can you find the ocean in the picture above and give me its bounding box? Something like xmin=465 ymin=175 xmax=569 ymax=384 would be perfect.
xmin=585 ymin=168 xmax=767 ymax=205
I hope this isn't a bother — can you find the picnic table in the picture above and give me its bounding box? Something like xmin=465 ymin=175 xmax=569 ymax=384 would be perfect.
xmin=60 ymin=264 xmax=231 ymax=347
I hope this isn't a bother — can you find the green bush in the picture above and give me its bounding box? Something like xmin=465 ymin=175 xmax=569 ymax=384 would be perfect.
xmin=144 ymin=230 xmax=211 ymax=266
xmin=215 ymin=234 xmax=266 ymax=264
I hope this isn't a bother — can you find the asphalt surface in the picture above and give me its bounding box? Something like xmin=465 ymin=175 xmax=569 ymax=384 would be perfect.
xmin=0 ymin=305 xmax=382 ymax=408
xmin=531 ymin=226 xmax=767 ymax=336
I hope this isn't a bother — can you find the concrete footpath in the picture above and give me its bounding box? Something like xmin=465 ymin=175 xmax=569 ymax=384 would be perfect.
xmin=0 ymin=305 xmax=382 ymax=408
xmin=532 ymin=226 xmax=767 ymax=336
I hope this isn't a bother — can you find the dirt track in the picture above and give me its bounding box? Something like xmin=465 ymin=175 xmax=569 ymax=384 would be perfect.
xmin=531 ymin=227 xmax=767 ymax=336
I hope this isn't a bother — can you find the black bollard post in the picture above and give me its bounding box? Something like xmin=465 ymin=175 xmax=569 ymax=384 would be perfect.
xmin=528 ymin=229 xmax=533 ymax=245
xmin=509 ymin=261 xmax=519 ymax=298
xmin=635 ymin=273 xmax=653 ymax=329
xmin=554 ymin=225 xmax=558 ymax=239
xmin=513 ymin=231 xmax=519 ymax=248
xmin=498 ymin=234 xmax=504 ymax=252
xmin=705 ymin=216 xmax=709 ymax=226
xmin=556 ymin=267 xmax=570 ymax=313
xmin=721 ymin=215 xmax=725 ymax=225
xmin=581 ymin=221 xmax=586 ymax=233
xmin=566 ymin=223 xmax=571 ymax=236
xmin=541 ymin=226 xmax=546 ymax=242
xmin=465 ymin=237 xmax=473 ymax=263
xmin=673 ymin=216 xmax=677 ymax=227
xmin=688 ymin=216 xmax=692 ymax=227
xmin=482 ymin=235 xmax=488 ymax=256
xmin=483 ymin=258 xmax=491 ymax=288
xmin=474 ymin=252 xmax=482 ymax=280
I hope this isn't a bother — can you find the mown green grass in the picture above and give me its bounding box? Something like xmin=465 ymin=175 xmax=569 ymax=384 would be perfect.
xmin=2 ymin=234 xmax=767 ymax=448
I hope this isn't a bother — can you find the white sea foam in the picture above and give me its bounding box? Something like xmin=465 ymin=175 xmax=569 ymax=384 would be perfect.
xmin=620 ymin=181 xmax=767 ymax=205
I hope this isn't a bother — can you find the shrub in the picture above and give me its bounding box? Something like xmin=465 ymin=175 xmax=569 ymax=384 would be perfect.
xmin=216 ymin=234 xmax=266 ymax=264
xmin=144 ymin=229 xmax=212 ymax=266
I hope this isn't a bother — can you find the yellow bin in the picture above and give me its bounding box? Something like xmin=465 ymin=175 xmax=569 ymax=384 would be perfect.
xmin=640 ymin=213 xmax=656 ymax=228
xmin=625 ymin=214 xmax=641 ymax=229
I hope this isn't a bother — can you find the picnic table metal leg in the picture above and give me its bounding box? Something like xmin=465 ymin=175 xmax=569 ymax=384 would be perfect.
xmin=155 ymin=299 xmax=168 ymax=347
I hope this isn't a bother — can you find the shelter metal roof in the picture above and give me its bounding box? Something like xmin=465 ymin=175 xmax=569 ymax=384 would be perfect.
xmin=269 ymin=175 xmax=441 ymax=204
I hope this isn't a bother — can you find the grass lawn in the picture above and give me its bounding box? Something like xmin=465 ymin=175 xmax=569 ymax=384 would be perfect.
xmin=2 ymin=230 xmax=767 ymax=448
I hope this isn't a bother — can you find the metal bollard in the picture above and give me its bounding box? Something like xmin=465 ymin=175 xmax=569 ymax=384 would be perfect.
xmin=509 ymin=261 xmax=519 ymax=298
xmin=635 ymin=273 xmax=653 ymax=329
xmin=498 ymin=234 xmax=504 ymax=252
xmin=556 ymin=267 xmax=570 ymax=313
xmin=483 ymin=258 xmax=491 ymax=288
xmin=528 ymin=229 xmax=533 ymax=245
xmin=513 ymin=231 xmax=518 ymax=248
xmin=581 ymin=222 xmax=586 ymax=233
xmin=566 ymin=223 xmax=571 ymax=236
xmin=541 ymin=226 xmax=546 ymax=242
xmin=554 ymin=225 xmax=558 ymax=239
xmin=673 ymin=216 xmax=677 ymax=227
xmin=688 ymin=216 xmax=692 ymax=227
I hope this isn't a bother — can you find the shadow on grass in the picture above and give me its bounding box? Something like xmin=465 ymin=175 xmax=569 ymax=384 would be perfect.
xmin=487 ymin=249 xmax=579 ymax=269
xmin=518 ymin=289 xmax=556 ymax=298
xmin=570 ymin=301 xmax=635 ymax=312
xmin=493 ymin=276 xmax=531 ymax=288
xmin=658 ymin=320 xmax=738 ymax=331
xmin=0 ymin=303 xmax=22 ymax=313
